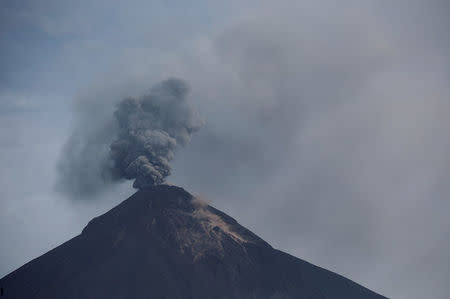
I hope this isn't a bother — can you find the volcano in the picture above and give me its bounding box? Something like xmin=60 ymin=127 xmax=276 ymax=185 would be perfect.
xmin=0 ymin=185 xmax=386 ymax=298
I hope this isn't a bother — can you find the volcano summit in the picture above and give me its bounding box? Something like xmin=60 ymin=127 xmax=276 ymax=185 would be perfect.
xmin=0 ymin=185 xmax=386 ymax=298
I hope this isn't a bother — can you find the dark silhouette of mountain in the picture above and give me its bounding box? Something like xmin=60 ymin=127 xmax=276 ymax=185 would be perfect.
xmin=0 ymin=185 xmax=387 ymax=298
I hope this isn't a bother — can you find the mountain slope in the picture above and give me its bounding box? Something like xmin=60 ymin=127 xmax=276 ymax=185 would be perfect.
xmin=0 ymin=185 xmax=387 ymax=298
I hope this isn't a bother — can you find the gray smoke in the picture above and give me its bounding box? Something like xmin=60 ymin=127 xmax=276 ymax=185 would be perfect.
xmin=109 ymin=78 xmax=202 ymax=189
xmin=57 ymin=78 xmax=202 ymax=196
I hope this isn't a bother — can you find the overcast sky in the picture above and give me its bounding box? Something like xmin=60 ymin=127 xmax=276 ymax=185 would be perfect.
xmin=1 ymin=1 xmax=450 ymax=298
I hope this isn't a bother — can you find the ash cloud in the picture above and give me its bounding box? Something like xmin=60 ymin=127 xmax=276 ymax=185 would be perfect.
xmin=57 ymin=78 xmax=202 ymax=196
xmin=109 ymin=79 xmax=202 ymax=189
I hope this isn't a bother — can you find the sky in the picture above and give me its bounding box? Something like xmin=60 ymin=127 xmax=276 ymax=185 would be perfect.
xmin=1 ymin=1 xmax=449 ymax=298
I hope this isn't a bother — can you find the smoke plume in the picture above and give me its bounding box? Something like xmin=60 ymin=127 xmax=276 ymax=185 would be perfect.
xmin=109 ymin=78 xmax=202 ymax=188
xmin=57 ymin=78 xmax=202 ymax=196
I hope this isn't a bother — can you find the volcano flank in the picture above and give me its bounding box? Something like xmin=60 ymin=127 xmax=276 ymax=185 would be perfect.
xmin=0 ymin=185 xmax=386 ymax=298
